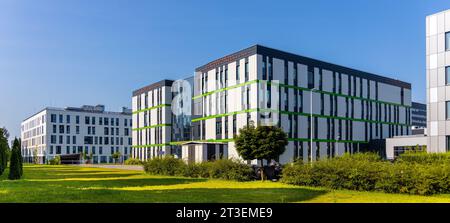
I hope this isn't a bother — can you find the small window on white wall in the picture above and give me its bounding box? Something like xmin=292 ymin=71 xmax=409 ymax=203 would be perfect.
xmin=447 ymin=101 xmax=450 ymax=119
xmin=446 ymin=32 xmax=450 ymax=51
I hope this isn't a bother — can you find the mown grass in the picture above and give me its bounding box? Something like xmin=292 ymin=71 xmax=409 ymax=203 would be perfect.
xmin=0 ymin=165 xmax=450 ymax=203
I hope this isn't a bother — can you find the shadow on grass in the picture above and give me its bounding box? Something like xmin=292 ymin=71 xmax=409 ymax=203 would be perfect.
xmin=0 ymin=187 xmax=328 ymax=203
xmin=9 ymin=177 xmax=208 ymax=189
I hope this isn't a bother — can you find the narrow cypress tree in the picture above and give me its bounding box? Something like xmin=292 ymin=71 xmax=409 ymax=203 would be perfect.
xmin=0 ymin=128 xmax=8 ymax=176
xmin=18 ymin=139 xmax=23 ymax=177
xmin=0 ymin=140 xmax=6 ymax=176
xmin=8 ymin=138 xmax=22 ymax=180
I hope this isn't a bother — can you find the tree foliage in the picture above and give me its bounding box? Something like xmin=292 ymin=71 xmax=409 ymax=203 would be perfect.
xmin=0 ymin=128 xmax=9 ymax=176
xmin=234 ymin=122 xmax=288 ymax=180
xmin=8 ymin=138 xmax=23 ymax=180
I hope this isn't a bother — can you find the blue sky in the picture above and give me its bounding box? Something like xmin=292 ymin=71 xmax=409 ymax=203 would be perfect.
xmin=0 ymin=0 xmax=448 ymax=139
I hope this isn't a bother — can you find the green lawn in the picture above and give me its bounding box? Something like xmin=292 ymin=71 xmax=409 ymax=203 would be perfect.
xmin=1 ymin=165 xmax=450 ymax=203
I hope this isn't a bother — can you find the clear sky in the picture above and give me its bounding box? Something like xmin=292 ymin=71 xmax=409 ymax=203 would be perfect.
xmin=0 ymin=0 xmax=448 ymax=139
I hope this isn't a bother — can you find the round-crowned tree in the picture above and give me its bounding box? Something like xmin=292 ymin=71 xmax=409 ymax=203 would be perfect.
xmin=235 ymin=122 xmax=288 ymax=181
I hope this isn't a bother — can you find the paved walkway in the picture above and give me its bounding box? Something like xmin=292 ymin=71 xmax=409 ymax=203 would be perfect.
xmin=72 ymin=164 xmax=144 ymax=171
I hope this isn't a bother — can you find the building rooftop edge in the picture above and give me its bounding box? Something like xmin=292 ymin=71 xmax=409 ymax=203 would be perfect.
xmin=22 ymin=106 xmax=131 ymax=123
xmin=195 ymin=44 xmax=411 ymax=89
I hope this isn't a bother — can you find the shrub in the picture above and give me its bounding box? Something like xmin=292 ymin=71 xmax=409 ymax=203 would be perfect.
xmin=143 ymin=156 xmax=186 ymax=176
xmin=124 ymin=158 xmax=143 ymax=165
xmin=143 ymin=157 xmax=253 ymax=181
xmin=282 ymin=152 xmax=450 ymax=195
xmin=48 ymin=156 xmax=61 ymax=165
xmin=206 ymin=159 xmax=254 ymax=181
xmin=397 ymin=151 xmax=450 ymax=164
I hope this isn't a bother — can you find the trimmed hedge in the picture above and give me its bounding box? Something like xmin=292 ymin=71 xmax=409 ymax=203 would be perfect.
xmin=143 ymin=156 xmax=253 ymax=181
xmin=282 ymin=152 xmax=450 ymax=195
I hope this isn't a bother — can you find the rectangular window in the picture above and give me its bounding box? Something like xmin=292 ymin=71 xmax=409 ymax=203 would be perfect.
xmin=447 ymin=136 xmax=450 ymax=152
xmin=104 ymin=118 xmax=109 ymax=125
xmin=308 ymin=67 xmax=314 ymax=89
xmin=446 ymin=66 xmax=450 ymax=85
xmin=76 ymin=116 xmax=80 ymax=124
xmin=66 ymin=115 xmax=70 ymax=123
xmin=76 ymin=126 xmax=80 ymax=134
xmin=92 ymin=117 xmax=96 ymax=125
xmin=447 ymin=101 xmax=450 ymax=119
xmin=53 ymin=125 xmax=57 ymax=134
xmin=59 ymin=125 xmax=64 ymax=134
xmin=236 ymin=64 xmax=240 ymax=83
xmin=85 ymin=116 xmax=90 ymax=125
xmin=245 ymin=62 xmax=249 ymax=82
xmin=59 ymin=115 xmax=63 ymax=123
xmin=51 ymin=114 xmax=57 ymax=123
xmin=446 ymin=32 xmax=450 ymax=51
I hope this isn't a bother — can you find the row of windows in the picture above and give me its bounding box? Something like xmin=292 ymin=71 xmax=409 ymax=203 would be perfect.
xmin=50 ymin=114 xmax=131 ymax=127
xmin=48 ymin=145 xmax=129 ymax=155
xmin=136 ymin=87 xmax=163 ymax=111
xmin=51 ymin=125 xmax=130 ymax=136
xmin=50 ymin=135 xmax=132 ymax=146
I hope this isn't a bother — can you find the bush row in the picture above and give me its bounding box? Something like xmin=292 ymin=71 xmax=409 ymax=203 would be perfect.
xmin=124 ymin=158 xmax=144 ymax=165
xmin=143 ymin=156 xmax=254 ymax=181
xmin=282 ymin=153 xmax=450 ymax=195
xmin=397 ymin=151 xmax=450 ymax=164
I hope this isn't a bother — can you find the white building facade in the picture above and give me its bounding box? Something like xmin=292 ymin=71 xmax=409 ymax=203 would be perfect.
xmin=426 ymin=9 xmax=450 ymax=153
xmin=133 ymin=45 xmax=412 ymax=164
xmin=21 ymin=105 xmax=132 ymax=164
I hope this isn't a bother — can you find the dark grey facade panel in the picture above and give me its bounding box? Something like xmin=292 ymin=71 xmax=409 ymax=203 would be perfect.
xmin=195 ymin=44 xmax=411 ymax=89
xmin=132 ymin=79 xmax=175 ymax=96
xmin=412 ymin=102 xmax=426 ymax=110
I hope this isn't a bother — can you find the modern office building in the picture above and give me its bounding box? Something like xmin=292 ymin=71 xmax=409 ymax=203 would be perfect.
xmin=386 ymin=9 xmax=450 ymax=160
xmin=132 ymin=45 xmax=412 ymax=164
xmin=21 ymin=105 xmax=132 ymax=164
xmin=411 ymin=102 xmax=426 ymax=129
xmin=426 ymin=9 xmax=450 ymax=153
xmin=411 ymin=102 xmax=426 ymax=134
xmin=131 ymin=78 xmax=194 ymax=161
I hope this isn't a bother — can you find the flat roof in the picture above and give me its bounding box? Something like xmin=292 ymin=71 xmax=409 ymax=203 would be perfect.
xmin=132 ymin=79 xmax=174 ymax=96
xmin=195 ymin=44 xmax=411 ymax=89
xmin=22 ymin=106 xmax=131 ymax=122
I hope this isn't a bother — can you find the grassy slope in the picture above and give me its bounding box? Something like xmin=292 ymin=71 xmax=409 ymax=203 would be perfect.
xmin=0 ymin=165 xmax=449 ymax=203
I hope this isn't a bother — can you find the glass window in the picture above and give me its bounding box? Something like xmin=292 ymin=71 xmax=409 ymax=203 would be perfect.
xmin=447 ymin=136 xmax=450 ymax=152
xmin=66 ymin=115 xmax=70 ymax=123
xmin=51 ymin=114 xmax=57 ymax=123
xmin=446 ymin=32 xmax=450 ymax=51
xmin=308 ymin=69 xmax=314 ymax=89
xmin=447 ymin=101 xmax=450 ymax=119
xmin=59 ymin=115 xmax=63 ymax=123
xmin=85 ymin=116 xmax=90 ymax=125
xmin=446 ymin=66 xmax=450 ymax=85
xmin=76 ymin=116 xmax=80 ymax=124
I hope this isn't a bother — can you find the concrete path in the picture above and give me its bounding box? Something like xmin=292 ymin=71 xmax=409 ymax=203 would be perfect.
xmin=72 ymin=164 xmax=144 ymax=171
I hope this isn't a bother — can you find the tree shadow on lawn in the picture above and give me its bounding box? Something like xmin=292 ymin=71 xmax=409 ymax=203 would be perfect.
xmin=64 ymin=187 xmax=328 ymax=203
xmin=19 ymin=177 xmax=208 ymax=188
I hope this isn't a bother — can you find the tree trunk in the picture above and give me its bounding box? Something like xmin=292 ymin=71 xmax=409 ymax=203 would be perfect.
xmin=260 ymin=160 xmax=265 ymax=182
